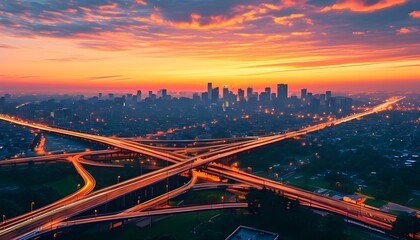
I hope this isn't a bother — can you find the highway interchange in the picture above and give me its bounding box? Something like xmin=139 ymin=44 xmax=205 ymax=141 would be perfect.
xmin=1 ymin=96 xmax=417 ymax=239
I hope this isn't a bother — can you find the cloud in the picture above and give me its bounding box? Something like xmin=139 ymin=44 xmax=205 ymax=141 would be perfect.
xmin=397 ymin=27 xmax=418 ymax=34
xmin=273 ymin=13 xmax=305 ymax=26
xmin=0 ymin=43 xmax=16 ymax=49
xmin=0 ymin=0 xmax=417 ymax=66
xmin=321 ymin=0 xmax=407 ymax=12
xmin=409 ymin=10 xmax=420 ymax=18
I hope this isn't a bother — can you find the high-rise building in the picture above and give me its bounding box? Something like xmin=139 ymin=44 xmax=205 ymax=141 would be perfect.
xmin=341 ymin=98 xmax=353 ymax=113
xmin=319 ymin=93 xmax=326 ymax=106
xmin=265 ymin=87 xmax=271 ymax=101
xmin=98 ymin=93 xmax=103 ymax=99
xmin=246 ymin=87 xmax=253 ymax=99
xmin=327 ymin=97 xmax=337 ymax=113
xmin=223 ymin=85 xmax=229 ymax=101
xmin=158 ymin=89 xmax=168 ymax=99
xmin=238 ymin=89 xmax=245 ymax=101
xmin=301 ymin=89 xmax=307 ymax=100
xmin=259 ymin=92 xmax=269 ymax=103
xmin=310 ymin=98 xmax=320 ymax=112
xmin=212 ymin=87 xmax=219 ymax=102
xmin=108 ymin=93 xmax=114 ymax=100
xmin=326 ymin=91 xmax=332 ymax=100
xmin=192 ymin=93 xmax=200 ymax=102
xmin=207 ymin=83 xmax=212 ymax=100
xmin=277 ymin=84 xmax=288 ymax=101
xmin=136 ymin=90 xmax=142 ymax=102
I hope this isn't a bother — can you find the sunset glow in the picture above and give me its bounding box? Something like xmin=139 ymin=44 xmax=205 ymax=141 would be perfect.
xmin=0 ymin=0 xmax=419 ymax=94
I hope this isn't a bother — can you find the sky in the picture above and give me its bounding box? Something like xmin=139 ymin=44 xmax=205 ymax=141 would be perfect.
xmin=0 ymin=0 xmax=419 ymax=94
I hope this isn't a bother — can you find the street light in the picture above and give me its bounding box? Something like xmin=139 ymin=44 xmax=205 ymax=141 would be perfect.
xmin=2 ymin=215 xmax=6 ymax=225
xmin=94 ymin=209 xmax=97 ymax=217
xmin=137 ymin=196 xmax=140 ymax=205
xmin=30 ymin=202 xmax=35 ymax=218
xmin=117 ymin=175 xmax=121 ymax=183
xmin=140 ymin=161 xmax=144 ymax=175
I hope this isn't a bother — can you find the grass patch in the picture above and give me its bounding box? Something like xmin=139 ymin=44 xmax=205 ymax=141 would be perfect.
xmin=407 ymin=196 xmax=420 ymax=209
xmin=364 ymin=199 xmax=387 ymax=208
xmin=180 ymin=189 xmax=226 ymax=205
xmin=0 ymin=163 xmax=82 ymax=218
xmin=48 ymin=175 xmax=82 ymax=196
xmin=73 ymin=210 xmax=222 ymax=240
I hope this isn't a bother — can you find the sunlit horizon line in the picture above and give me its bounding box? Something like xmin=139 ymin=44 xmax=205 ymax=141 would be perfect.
xmin=0 ymin=80 xmax=419 ymax=96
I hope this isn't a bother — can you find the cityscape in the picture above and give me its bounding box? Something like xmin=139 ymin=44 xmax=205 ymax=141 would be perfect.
xmin=0 ymin=1 xmax=419 ymax=240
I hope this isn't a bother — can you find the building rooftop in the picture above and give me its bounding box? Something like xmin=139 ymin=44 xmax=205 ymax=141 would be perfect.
xmin=226 ymin=225 xmax=279 ymax=240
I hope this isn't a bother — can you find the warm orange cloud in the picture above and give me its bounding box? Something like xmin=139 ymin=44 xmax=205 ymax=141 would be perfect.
xmin=397 ymin=27 xmax=419 ymax=34
xmin=409 ymin=10 xmax=420 ymax=18
xmin=135 ymin=0 xmax=147 ymax=5
xmin=0 ymin=0 xmax=418 ymax=94
xmin=273 ymin=14 xmax=305 ymax=26
xmin=321 ymin=0 xmax=407 ymax=12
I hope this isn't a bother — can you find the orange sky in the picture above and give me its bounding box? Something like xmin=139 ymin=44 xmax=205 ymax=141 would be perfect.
xmin=0 ymin=0 xmax=419 ymax=94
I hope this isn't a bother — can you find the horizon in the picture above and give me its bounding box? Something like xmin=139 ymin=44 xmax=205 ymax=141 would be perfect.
xmin=1 ymin=80 xmax=419 ymax=96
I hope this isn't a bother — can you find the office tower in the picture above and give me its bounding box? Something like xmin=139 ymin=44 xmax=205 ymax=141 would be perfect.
xmin=98 ymin=93 xmax=102 ymax=99
xmin=223 ymin=85 xmax=229 ymax=101
xmin=326 ymin=91 xmax=332 ymax=100
xmin=271 ymin=93 xmax=276 ymax=102
xmin=207 ymin=83 xmax=212 ymax=100
xmin=319 ymin=94 xmax=326 ymax=104
xmin=246 ymin=87 xmax=253 ymax=99
xmin=149 ymin=91 xmax=153 ymax=98
xmin=127 ymin=93 xmax=133 ymax=102
xmin=238 ymin=89 xmax=245 ymax=101
xmin=212 ymin=87 xmax=219 ymax=102
xmin=158 ymin=89 xmax=167 ymax=99
xmin=341 ymin=97 xmax=353 ymax=113
xmin=327 ymin=97 xmax=337 ymax=113
xmin=108 ymin=93 xmax=114 ymax=100
xmin=259 ymin=92 xmax=269 ymax=103
xmin=307 ymin=92 xmax=313 ymax=99
xmin=192 ymin=93 xmax=200 ymax=102
xmin=301 ymin=89 xmax=307 ymax=100
xmin=201 ymin=92 xmax=208 ymax=102
xmin=310 ymin=98 xmax=320 ymax=112
xmin=265 ymin=87 xmax=271 ymax=100
xmin=136 ymin=90 xmax=142 ymax=101
xmin=277 ymin=84 xmax=288 ymax=101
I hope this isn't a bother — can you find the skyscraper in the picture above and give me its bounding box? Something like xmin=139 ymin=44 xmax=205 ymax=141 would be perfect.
xmin=238 ymin=89 xmax=245 ymax=101
xmin=326 ymin=91 xmax=332 ymax=100
xmin=207 ymin=83 xmax=212 ymax=100
xmin=246 ymin=87 xmax=253 ymax=99
xmin=301 ymin=88 xmax=307 ymax=100
xmin=136 ymin=90 xmax=142 ymax=102
xmin=212 ymin=87 xmax=219 ymax=102
xmin=277 ymin=84 xmax=288 ymax=101
xmin=265 ymin=87 xmax=271 ymax=101
xmin=161 ymin=89 xmax=168 ymax=99
xmin=223 ymin=85 xmax=229 ymax=101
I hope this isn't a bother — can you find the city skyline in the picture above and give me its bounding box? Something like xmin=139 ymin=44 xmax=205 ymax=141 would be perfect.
xmin=1 ymin=0 xmax=419 ymax=94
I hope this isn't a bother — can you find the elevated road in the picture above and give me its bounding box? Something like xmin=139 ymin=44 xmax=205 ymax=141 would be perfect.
xmin=205 ymin=163 xmax=396 ymax=230
xmin=0 ymin=115 xmax=186 ymax=163
xmin=58 ymin=202 xmax=248 ymax=228
xmin=0 ymin=96 xmax=404 ymax=239
xmin=0 ymin=152 xmax=96 ymax=233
